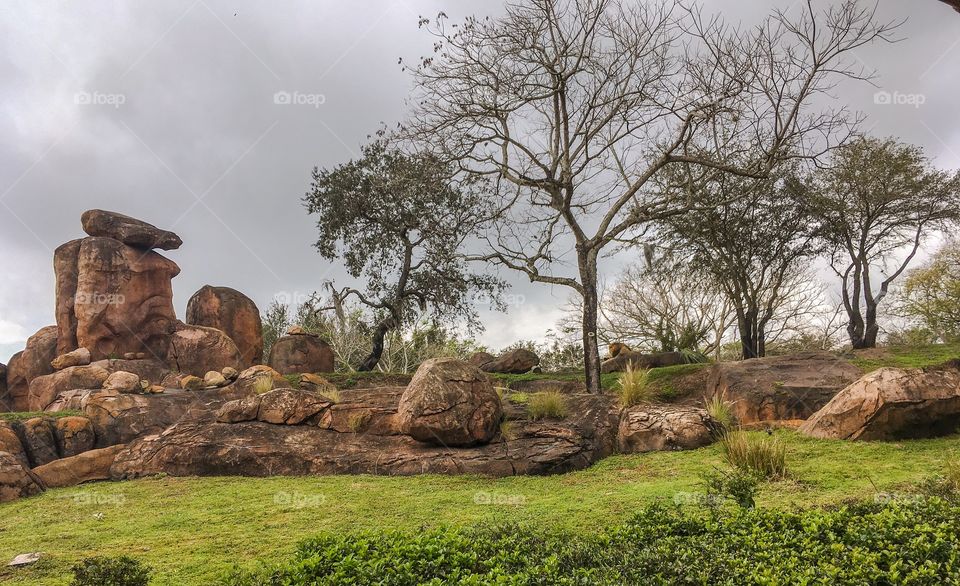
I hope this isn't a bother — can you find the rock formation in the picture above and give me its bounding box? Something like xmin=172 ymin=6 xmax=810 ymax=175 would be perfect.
xmin=80 ymin=209 xmax=182 ymax=250
xmin=5 ymin=326 xmax=58 ymax=411
xmin=267 ymin=329 xmax=334 ymax=374
xmin=617 ymin=405 xmax=718 ymax=453
xmin=479 ymin=348 xmax=540 ymax=374
xmin=186 ymin=285 xmax=263 ymax=368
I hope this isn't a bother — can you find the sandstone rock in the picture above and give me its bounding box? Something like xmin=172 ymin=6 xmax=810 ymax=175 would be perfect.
xmin=51 ymin=347 xmax=91 ymax=370
xmin=398 ymin=358 xmax=503 ymax=447
xmin=467 ymin=352 xmax=495 ymax=368
xmin=287 ymin=326 xmax=306 ymax=335
xmin=165 ymin=322 xmax=242 ymax=377
xmin=299 ymin=373 xmax=336 ymax=395
xmin=800 ymin=365 xmax=960 ymax=440
xmin=233 ymin=365 xmax=288 ymax=394
xmin=20 ymin=418 xmax=58 ymax=467
xmin=0 ymin=451 xmax=43 ymax=503
xmin=123 ymin=352 xmax=137 ymax=360
xmin=222 ymin=367 xmax=239 ymax=381
xmin=600 ymin=351 xmax=686 ymax=374
xmin=54 ymin=416 xmax=96 ymax=457
xmin=27 ymin=364 xmax=110 ymax=411
xmin=0 ymin=422 xmax=26 ymax=462
xmin=617 ymin=405 xmax=717 ymax=453
xmin=54 ymin=239 xmax=83 ymax=355
xmin=217 ymin=388 xmax=333 ymax=425
xmin=179 ymin=375 xmax=203 ymax=391
xmin=706 ymin=352 xmax=862 ymax=424
xmin=0 ymin=363 xmax=6 ymax=411
xmin=203 ymin=371 xmax=227 ymax=388
xmin=90 ymin=358 xmax=172 ymax=386
xmin=69 ymin=237 xmax=180 ymax=360
xmin=480 ymin=349 xmax=539 ymax=374
xmin=102 ymin=371 xmax=142 ymax=393
xmin=33 ymin=444 xmax=126 ymax=488
xmin=5 ymin=326 xmax=58 ymax=411
xmin=81 ymin=209 xmax=182 ymax=250
xmin=186 ymin=285 xmax=263 ymax=368
xmin=267 ymin=333 xmax=334 ymax=374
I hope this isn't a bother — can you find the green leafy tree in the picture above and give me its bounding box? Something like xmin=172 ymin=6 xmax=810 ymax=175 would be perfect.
xmin=895 ymin=240 xmax=960 ymax=342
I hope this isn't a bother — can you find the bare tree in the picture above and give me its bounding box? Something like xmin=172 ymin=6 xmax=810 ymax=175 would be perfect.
xmin=812 ymin=137 xmax=960 ymax=349
xmin=405 ymin=0 xmax=897 ymax=390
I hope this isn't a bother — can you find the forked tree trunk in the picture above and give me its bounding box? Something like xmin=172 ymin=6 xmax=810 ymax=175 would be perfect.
xmin=358 ymin=317 xmax=395 ymax=372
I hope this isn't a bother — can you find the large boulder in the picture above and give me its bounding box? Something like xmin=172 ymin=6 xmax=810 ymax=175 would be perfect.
xmin=0 ymin=421 xmax=27 ymax=462
xmin=53 ymin=239 xmax=83 ymax=355
xmin=66 ymin=237 xmax=181 ymax=360
xmin=467 ymin=352 xmax=495 ymax=368
xmin=80 ymin=209 xmax=182 ymax=251
xmin=480 ymin=349 xmax=540 ymax=374
xmin=33 ymin=444 xmax=126 ymax=489
xmin=5 ymin=325 xmax=58 ymax=411
xmin=600 ymin=351 xmax=686 ymax=374
xmin=617 ymin=405 xmax=718 ymax=453
xmin=0 ymin=451 xmax=43 ymax=502
xmin=165 ymin=322 xmax=242 ymax=377
xmin=0 ymin=362 xmax=6 ymax=411
xmin=51 ymin=347 xmax=91 ymax=370
xmin=20 ymin=417 xmax=59 ymax=467
xmin=55 ymin=416 xmax=96 ymax=457
xmin=706 ymin=352 xmax=863 ymax=424
xmin=186 ymin=285 xmax=263 ymax=368
xmin=398 ymin=358 xmax=503 ymax=447
xmin=800 ymin=365 xmax=960 ymax=440
xmin=27 ymin=364 xmax=110 ymax=412
xmin=267 ymin=332 xmax=334 ymax=374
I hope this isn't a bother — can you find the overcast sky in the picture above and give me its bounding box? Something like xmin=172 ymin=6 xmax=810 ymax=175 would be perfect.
xmin=1 ymin=0 xmax=958 ymax=363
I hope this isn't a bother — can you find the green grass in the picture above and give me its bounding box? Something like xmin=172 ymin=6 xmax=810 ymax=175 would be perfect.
xmin=526 ymin=391 xmax=569 ymax=420
xmin=1 ymin=431 xmax=957 ymax=585
xmin=0 ymin=410 xmax=83 ymax=422
xmin=850 ymin=343 xmax=960 ymax=372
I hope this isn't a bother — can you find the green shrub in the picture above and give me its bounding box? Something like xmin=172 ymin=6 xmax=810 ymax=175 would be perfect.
xmin=920 ymin=455 xmax=960 ymax=501
xmin=71 ymin=556 xmax=151 ymax=586
xmin=527 ymin=391 xmax=569 ymax=420
xmin=223 ymin=499 xmax=960 ymax=585
xmin=283 ymin=374 xmax=302 ymax=389
xmin=702 ymin=468 xmax=760 ymax=508
xmin=720 ymin=430 xmax=787 ymax=479
xmin=616 ymin=364 xmax=653 ymax=407
xmin=703 ymin=395 xmax=735 ymax=432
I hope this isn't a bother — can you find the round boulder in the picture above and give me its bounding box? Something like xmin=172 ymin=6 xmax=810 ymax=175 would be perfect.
xmin=165 ymin=322 xmax=243 ymax=377
xmin=480 ymin=348 xmax=540 ymax=374
xmin=398 ymin=357 xmax=503 ymax=447
xmin=186 ymin=285 xmax=264 ymax=368
xmin=267 ymin=332 xmax=334 ymax=374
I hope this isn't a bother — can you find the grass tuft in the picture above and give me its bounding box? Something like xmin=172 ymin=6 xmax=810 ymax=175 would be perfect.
xmin=720 ymin=430 xmax=787 ymax=479
xmin=704 ymin=396 xmax=735 ymax=432
xmin=527 ymin=391 xmax=569 ymax=420
xmin=252 ymin=375 xmax=274 ymax=395
xmin=617 ymin=364 xmax=653 ymax=407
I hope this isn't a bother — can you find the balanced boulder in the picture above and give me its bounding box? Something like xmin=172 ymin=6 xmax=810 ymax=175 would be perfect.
xmin=268 ymin=331 xmax=334 ymax=374
xmin=51 ymin=347 xmax=91 ymax=370
xmin=80 ymin=209 xmax=182 ymax=250
xmin=398 ymin=358 xmax=502 ymax=447
xmin=186 ymin=285 xmax=263 ymax=368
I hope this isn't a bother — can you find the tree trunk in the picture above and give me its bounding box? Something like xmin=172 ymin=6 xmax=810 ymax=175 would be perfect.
xmin=579 ymin=251 xmax=602 ymax=393
xmin=738 ymin=307 xmax=762 ymax=359
xmin=358 ymin=318 xmax=394 ymax=372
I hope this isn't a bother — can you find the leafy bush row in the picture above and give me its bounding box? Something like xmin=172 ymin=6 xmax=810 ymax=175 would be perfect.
xmin=224 ymin=498 xmax=960 ymax=585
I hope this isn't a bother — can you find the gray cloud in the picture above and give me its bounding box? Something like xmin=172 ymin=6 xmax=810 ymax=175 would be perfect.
xmin=1 ymin=0 xmax=958 ymax=362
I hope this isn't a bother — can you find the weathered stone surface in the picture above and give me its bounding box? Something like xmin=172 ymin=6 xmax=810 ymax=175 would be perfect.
xmin=467 ymin=352 xmax=495 ymax=368
xmin=800 ymin=365 xmax=960 ymax=440
xmin=600 ymin=351 xmax=687 ymax=374
xmin=480 ymin=349 xmax=540 ymax=374
xmin=217 ymin=389 xmax=333 ymax=425
xmin=234 ymin=365 xmax=289 ymax=394
xmin=90 ymin=358 xmax=172 ymax=386
xmin=165 ymin=322 xmax=242 ymax=377
xmin=203 ymin=371 xmax=227 ymax=388
xmin=268 ymin=333 xmax=334 ymax=374
xmin=398 ymin=358 xmax=503 ymax=447
xmin=186 ymin=285 xmax=263 ymax=368
xmin=33 ymin=445 xmax=126 ymax=488
xmin=113 ymin=389 xmax=618 ymax=479
xmin=27 ymin=364 xmax=110 ymax=412
xmin=54 ymin=239 xmax=83 ymax=355
xmin=179 ymin=375 xmax=203 ymax=391
xmin=222 ymin=367 xmax=239 ymax=381
xmin=81 ymin=209 xmax=182 ymax=250
xmin=54 ymin=416 xmax=96 ymax=457
xmin=617 ymin=405 xmax=717 ymax=453
xmin=298 ymin=373 xmax=336 ymax=395
xmin=0 ymin=363 xmax=6 ymax=411
xmin=706 ymin=352 xmax=862 ymax=424
xmin=5 ymin=326 xmax=58 ymax=411
xmin=72 ymin=237 xmax=180 ymax=360
xmin=20 ymin=418 xmax=59 ymax=467
xmin=0 ymin=422 xmax=26 ymax=462
xmin=51 ymin=347 xmax=91 ymax=370
xmin=0 ymin=451 xmax=43 ymax=502
xmin=102 ymin=371 xmax=141 ymax=393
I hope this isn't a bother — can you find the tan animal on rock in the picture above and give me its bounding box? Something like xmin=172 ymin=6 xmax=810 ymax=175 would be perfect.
xmin=607 ymin=343 xmax=631 ymax=359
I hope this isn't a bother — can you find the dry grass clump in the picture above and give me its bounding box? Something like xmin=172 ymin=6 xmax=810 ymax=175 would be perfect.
xmin=527 ymin=391 xmax=569 ymax=421
xmin=720 ymin=430 xmax=787 ymax=479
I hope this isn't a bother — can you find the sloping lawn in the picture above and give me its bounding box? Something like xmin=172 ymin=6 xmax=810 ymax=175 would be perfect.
xmin=1 ymin=431 xmax=957 ymax=585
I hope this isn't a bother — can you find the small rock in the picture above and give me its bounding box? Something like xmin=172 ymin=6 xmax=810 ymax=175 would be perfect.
xmin=50 ymin=347 xmax=91 ymax=370
xmin=102 ymin=371 xmax=142 ymax=393
xmin=203 ymin=371 xmax=227 ymax=388
xmin=123 ymin=352 xmax=137 ymax=360
xmin=135 ymin=352 xmax=147 ymax=359
xmin=7 ymin=552 xmax=41 ymax=567
xmin=221 ymin=366 xmax=239 ymax=381
xmin=148 ymin=385 xmax=165 ymax=394
xmin=179 ymin=375 xmax=204 ymax=391
xmin=286 ymin=325 xmax=306 ymax=335
xmin=299 ymin=373 xmax=336 ymax=394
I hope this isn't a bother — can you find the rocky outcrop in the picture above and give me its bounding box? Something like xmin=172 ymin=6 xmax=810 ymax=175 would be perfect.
xmin=33 ymin=444 xmax=126 ymax=488
xmin=706 ymin=352 xmax=862 ymax=424
xmin=480 ymin=349 xmax=540 ymax=374
xmin=5 ymin=325 xmax=58 ymax=411
xmin=600 ymin=351 xmax=686 ymax=374
xmin=0 ymin=363 xmax=6 ymax=411
xmin=0 ymin=451 xmax=43 ymax=502
xmin=80 ymin=209 xmax=182 ymax=251
xmin=186 ymin=285 xmax=263 ymax=368
xmin=0 ymin=422 xmax=26 ymax=462
xmin=800 ymin=365 xmax=960 ymax=440
xmin=20 ymin=417 xmax=59 ymax=467
xmin=267 ymin=331 xmax=334 ymax=374
xmin=468 ymin=352 xmax=495 ymax=368
xmin=217 ymin=389 xmax=333 ymax=425
xmin=27 ymin=364 xmax=110 ymax=412
xmin=55 ymin=416 xmax=96 ymax=457
xmin=51 ymin=347 xmax=91 ymax=370
xmin=165 ymin=322 xmax=242 ymax=377
xmin=617 ymin=405 xmax=717 ymax=453
xmin=398 ymin=358 xmax=503 ymax=447
xmin=54 ymin=239 xmax=83 ymax=355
